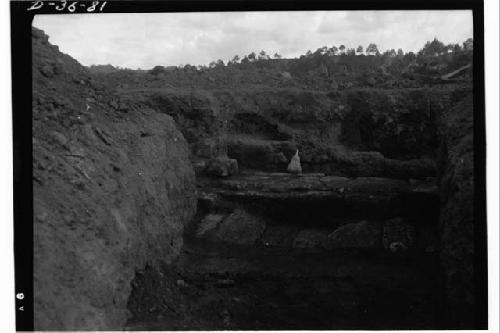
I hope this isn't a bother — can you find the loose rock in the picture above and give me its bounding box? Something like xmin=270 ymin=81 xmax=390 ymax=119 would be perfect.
xmin=205 ymin=157 xmax=239 ymax=177
xmin=328 ymin=221 xmax=382 ymax=249
xmin=204 ymin=209 xmax=266 ymax=246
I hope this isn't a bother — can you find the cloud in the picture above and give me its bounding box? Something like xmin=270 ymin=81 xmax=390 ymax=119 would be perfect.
xmin=32 ymin=10 xmax=472 ymax=69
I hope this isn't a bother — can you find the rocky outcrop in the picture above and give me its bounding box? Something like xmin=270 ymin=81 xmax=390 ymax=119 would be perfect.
xmin=195 ymin=209 xmax=266 ymax=246
xmin=328 ymin=221 xmax=382 ymax=249
xmin=33 ymin=28 xmax=197 ymax=330
xmin=437 ymin=94 xmax=478 ymax=328
xmin=201 ymin=172 xmax=439 ymax=224
xmin=227 ymin=136 xmax=296 ymax=171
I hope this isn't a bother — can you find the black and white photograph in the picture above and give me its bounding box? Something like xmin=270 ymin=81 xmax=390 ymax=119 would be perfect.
xmin=5 ymin=0 xmax=499 ymax=331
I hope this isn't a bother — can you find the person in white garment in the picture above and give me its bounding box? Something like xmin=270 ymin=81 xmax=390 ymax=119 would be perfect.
xmin=287 ymin=149 xmax=302 ymax=174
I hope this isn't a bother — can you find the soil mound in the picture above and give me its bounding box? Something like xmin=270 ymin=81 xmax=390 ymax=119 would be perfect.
xmin=33 ymin=28 xmax=197 ymax=330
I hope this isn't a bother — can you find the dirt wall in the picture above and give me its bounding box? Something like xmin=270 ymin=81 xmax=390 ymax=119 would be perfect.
xmin=436 ymin=94 xmax=476 ymax=328
xmin=33 ymin=28 xmax=197 ymax=330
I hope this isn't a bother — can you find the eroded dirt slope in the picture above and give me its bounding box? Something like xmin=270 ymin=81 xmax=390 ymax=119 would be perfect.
xmin=32 ymin=28 xmax=197 ymax=330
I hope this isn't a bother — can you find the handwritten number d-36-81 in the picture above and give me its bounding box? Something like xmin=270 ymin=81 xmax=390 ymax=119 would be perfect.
xmin=27 ymin=1 xmax=108 ymax=12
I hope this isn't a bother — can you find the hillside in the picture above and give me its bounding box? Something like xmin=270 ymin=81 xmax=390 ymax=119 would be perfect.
xmin=89 ymin=41 xmax=473 ymax=91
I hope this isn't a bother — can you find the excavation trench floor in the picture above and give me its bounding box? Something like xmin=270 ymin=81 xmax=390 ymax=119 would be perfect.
xmin=126 ymin=172 xmax=441 ymax=330
xmin=125 ymin=235 xmax=440 ymax=330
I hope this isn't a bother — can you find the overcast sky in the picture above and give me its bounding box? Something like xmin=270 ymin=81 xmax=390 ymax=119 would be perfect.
xmin=33 ymin=10 xmax=473 ymax=69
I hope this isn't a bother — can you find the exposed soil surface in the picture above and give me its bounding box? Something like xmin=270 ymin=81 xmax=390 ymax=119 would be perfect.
xmin=32 ymin=26 xmax=479 ymax=330
xmin=126 ymin=233 xmax=439 ymax=330
xmin=125 ymin=172 xmax=441 ymax=330
xmin=32 ymin=27 xmax=197 ymax=330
